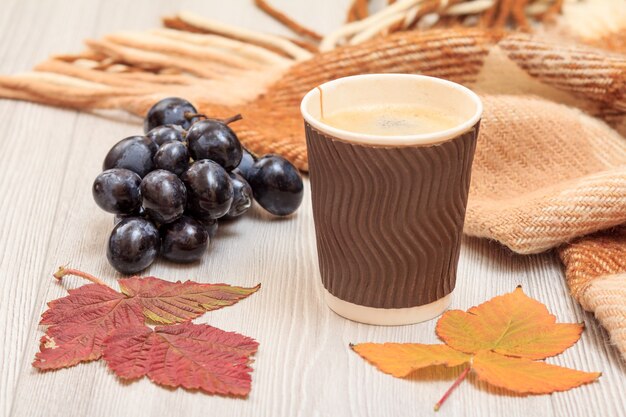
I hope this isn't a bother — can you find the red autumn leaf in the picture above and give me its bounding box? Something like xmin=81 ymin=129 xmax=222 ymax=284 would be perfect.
xmin=103 ymin=322 xmax=258 ymax=397
xmin=33 ymin=267 xmax=259 ymax=371
xmin=119 ymin=276 xmax=260 ymax=324
xmin=34 ymin=284 xmax=144 ymax=370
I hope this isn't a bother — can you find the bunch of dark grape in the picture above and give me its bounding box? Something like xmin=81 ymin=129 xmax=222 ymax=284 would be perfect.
xmin=92 ymin=97 xmax=304 ymax=274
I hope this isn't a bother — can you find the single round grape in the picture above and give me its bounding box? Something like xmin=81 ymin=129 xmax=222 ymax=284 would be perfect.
xmin=144 ymin=97 xmax=200 ymax=133
xmin=234 ymin=147 xmax=257 ymax=181
xmin=103 ymin=136 xmax=157 ymax=178
xmin=146 ymin=124 xmax=186 ymax=146
xmin=114 ymin=206 xmax=146 ymax=225
xmin=140 ymin=170 xmax=187 ymax=224
xmin=92 ymin=169 xmax=142 ymax=214
xmin=160 ymin=216 xmax=209 ymax=263
xmin=196 ymin=216 xmax=218 ymax=239
xmin=247 ymin=154 xmax=303 ymax=216
xmin=187 ymin=120 xmax=242 ymax=171
xmin=224 ymin=172 xmax=252 ymax=219
xmin=153 ymin=141 xmax=189 ymax=176
xmin=182 ymin=160 xmax=233 ymax=219
xmin=107 ymin=217 xmax=160 ymax=274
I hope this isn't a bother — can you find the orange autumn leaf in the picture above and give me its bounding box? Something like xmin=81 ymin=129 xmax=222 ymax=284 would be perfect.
xmin=351 ymin=287 xmax=601 ymax=411
xmin=472 ymin=350 xmax=601 ymax=394
xmin=351 ymin=343 xmax=470 ymax=377
xmin=436 ymin=287 xmax=583 ymax=359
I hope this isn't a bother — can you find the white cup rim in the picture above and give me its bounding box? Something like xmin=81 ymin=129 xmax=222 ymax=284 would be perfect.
xmin=300 ymin=74 xmax=483 ymax=146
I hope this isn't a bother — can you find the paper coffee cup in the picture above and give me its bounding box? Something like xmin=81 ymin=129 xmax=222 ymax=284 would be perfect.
xmin=301 ymin=74 xmax=482 ymax=325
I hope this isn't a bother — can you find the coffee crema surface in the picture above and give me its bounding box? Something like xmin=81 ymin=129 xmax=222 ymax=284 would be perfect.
xmin=319 ymin=104 xmax=463 ymax=136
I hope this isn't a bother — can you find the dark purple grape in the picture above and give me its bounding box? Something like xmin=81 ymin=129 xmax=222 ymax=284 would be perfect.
xmin=92 ymin=169 xmax=142 ymax=214
xmin=187 ymin=120 xmax=242 ymax=171
xmin=140 ymin=170 xmax=187 ymax=224
xmin=114 ymin=206 xmax=146 ymax=225
xmin=234 ymin=147 xmax=257 ymax=181
xmin=182 ymin=160 xmax=233 ymax=219
xmin=224 ymin=172 xmax=252 ymax=219
xmin=153 ymin=141 xmax=189 ymax=176
xmin=146 ymin=124 xmax=186 ymax=146
xmin=103 ymin=136 xmax=157 ymax=178
xmin=160 ymin=216 xmax=209 ymax=263
xmin=247 ymin=154 xmax=303 ymax=216
xmin=195 ymin=216 xmax=218 ymax=239
xmin=144 ymin=97 xmax=200 ymax=133
xmin=107 ymin=217 xmax=160 ymax=274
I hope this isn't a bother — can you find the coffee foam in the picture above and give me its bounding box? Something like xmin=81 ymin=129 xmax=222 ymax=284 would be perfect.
xmin=301 ymin=74 xmax=482 ymax=146
xmin=320 ymin=104 xmax=463 ymax=136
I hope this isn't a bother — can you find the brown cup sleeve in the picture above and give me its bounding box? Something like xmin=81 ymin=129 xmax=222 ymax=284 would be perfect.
xmin=305 ymin=122 xmax=479 ymax=309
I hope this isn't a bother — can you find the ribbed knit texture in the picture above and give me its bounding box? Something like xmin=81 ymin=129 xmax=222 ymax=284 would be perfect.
xmin=305 ymin=122 xmax=478 ymax=308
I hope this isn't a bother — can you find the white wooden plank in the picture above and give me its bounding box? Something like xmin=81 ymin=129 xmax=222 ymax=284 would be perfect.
xmin=1 ymin=1 xmax=624 ymax=417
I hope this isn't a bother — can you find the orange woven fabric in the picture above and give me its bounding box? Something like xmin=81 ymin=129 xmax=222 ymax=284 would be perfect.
xmin=560 ymin=228 xmax=626 ymax=359
xmin=560 ymin=227 xmax=626 ymax=300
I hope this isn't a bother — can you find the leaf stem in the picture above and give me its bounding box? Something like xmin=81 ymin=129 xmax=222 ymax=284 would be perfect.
xmin=434 ymin=365 xmax=471 ymax=412
xmin=53 ymin=266 xmax=108 ymax=286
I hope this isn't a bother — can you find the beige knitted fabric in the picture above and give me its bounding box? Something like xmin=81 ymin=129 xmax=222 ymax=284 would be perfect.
xmin=468 ymin=95 xmax=626 ymax=254
xmin=0 ymin=11 xmax=625 ymax=359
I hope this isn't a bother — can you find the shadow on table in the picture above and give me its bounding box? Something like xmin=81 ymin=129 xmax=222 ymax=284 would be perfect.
xmin=461 ymin=235 xmax=561 ymax=275
xmin=406 ymin=364 xmax=526 ymax=398
xmin=405 ymin=364 xmax=464 ymax=383
xmin=578 ymin=309 xmax=626 ymax=376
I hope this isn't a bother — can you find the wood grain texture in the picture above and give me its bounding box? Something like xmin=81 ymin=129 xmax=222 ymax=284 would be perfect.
xmin=0 ymin=1 xmax=624 ymax=417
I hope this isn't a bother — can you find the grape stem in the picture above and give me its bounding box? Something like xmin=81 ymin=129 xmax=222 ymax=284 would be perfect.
xmin=183 ymin=112 xmax=243 ymax=125
xmin=184 ymin=112 xmax=207 ymax=120
xmin=434 ymin=365 xmax=471 ymax=412
xmin=220 ymin=113 xmax=243 ymax=125
xmin=53 ymin=266 xmax=108 ymax=287
xmin=241 ymin=144 xmax=260 ymax=160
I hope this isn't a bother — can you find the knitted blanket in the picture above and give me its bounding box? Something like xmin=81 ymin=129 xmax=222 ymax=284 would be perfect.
xmin=1 ymin=2 xmax=625 ymax=360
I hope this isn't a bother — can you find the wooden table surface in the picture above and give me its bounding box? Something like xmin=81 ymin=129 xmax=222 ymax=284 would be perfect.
xmin=1 ymin=1 xmax=625 ymax=416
